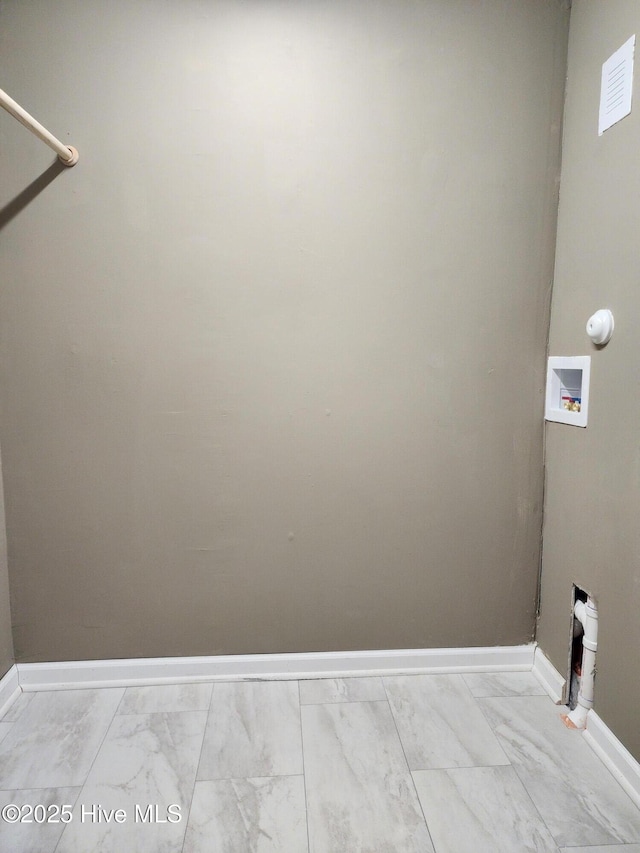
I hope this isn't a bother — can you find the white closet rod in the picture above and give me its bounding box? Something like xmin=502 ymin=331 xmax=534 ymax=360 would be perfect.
xmin=0 ymin=88 xmax=78 ymax=166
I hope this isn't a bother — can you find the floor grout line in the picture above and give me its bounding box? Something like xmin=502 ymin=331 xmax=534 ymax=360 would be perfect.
xmin=179 ymin=722 xmax=210 ymax=853
xmin=297 ymin=681 xmax=312 ymax=853
xmin=382 ymin=676 xmax=438 ymax=853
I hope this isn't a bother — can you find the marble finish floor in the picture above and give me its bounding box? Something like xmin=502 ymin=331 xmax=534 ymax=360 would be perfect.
xmin=0 ymin=671 xmax=639 ymax=852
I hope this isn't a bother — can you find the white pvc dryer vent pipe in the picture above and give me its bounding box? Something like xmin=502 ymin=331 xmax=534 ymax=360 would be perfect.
xmin=562 ymin=596 xmax=598 ymax=730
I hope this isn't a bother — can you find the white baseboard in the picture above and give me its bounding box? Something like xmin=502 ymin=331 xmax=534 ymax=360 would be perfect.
xmin=17 ymin=644 xmax=535 ymax=691
xmin=584 ymin=711 xmax=640 ymax=809
xmin=0 ymin=665 xmax=21 ymax=719
xmin=532 ymin=645 xmax=567 ymax=704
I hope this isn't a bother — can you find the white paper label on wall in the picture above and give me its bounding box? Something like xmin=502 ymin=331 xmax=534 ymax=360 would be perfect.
xmin=599 ymin=35 xmax=635 ymax=135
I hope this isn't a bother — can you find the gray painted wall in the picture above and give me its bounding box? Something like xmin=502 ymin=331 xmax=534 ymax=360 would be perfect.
xmin=0 ymin=448 xmax=13 ymax=679
xmin=0 ymin=0 xmax=568 ymax=663
xmin=538 ymin=0 xmax=640 ymax=762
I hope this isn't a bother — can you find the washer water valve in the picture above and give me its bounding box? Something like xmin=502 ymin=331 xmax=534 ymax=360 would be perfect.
xmin=586 ymin=309 xmax=614 ymax=346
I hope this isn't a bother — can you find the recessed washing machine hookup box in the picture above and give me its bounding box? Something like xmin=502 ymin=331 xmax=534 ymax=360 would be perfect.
xmin=545 ymin=356 xmax=591 ymax=427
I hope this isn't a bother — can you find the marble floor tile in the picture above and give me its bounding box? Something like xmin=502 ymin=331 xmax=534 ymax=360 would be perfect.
xmin=0 ymin=690 xmax=34 ymax=722
xmin=462 ymin=671 xmax=547 ymax=698
xmin=302 ymin=700 xmax=434 ymax=853
xmin=0 ymin=787 xmax=81 ymax=853
xmin=479 ymin=696 xmax=640 ymax=847
xmin=85 ymin=709 xmax=206 ymax=796
xmin=1 ymin=672 xmax=637 ymax=853
xmin=117 ymin=682 xmax=213 ymax=715
xmin=299 ymin=676 xmax=386 ymax=705
xmin=383 ymin=674 xmax=509 ymax=769
xmin=0 ymin=688 xmax=124 ymax=789
xmin=198 ymin=681 xmax=303 ymax=780
xmin=183 ymin=776 xmax=308 ymax=853
xmin=413 ymin=765 xmax=559 ymax=853
xmin=55 ymin=782 xmax=186 ymax=853
xmin=55 ymin=710 xmax=207 ymax=853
